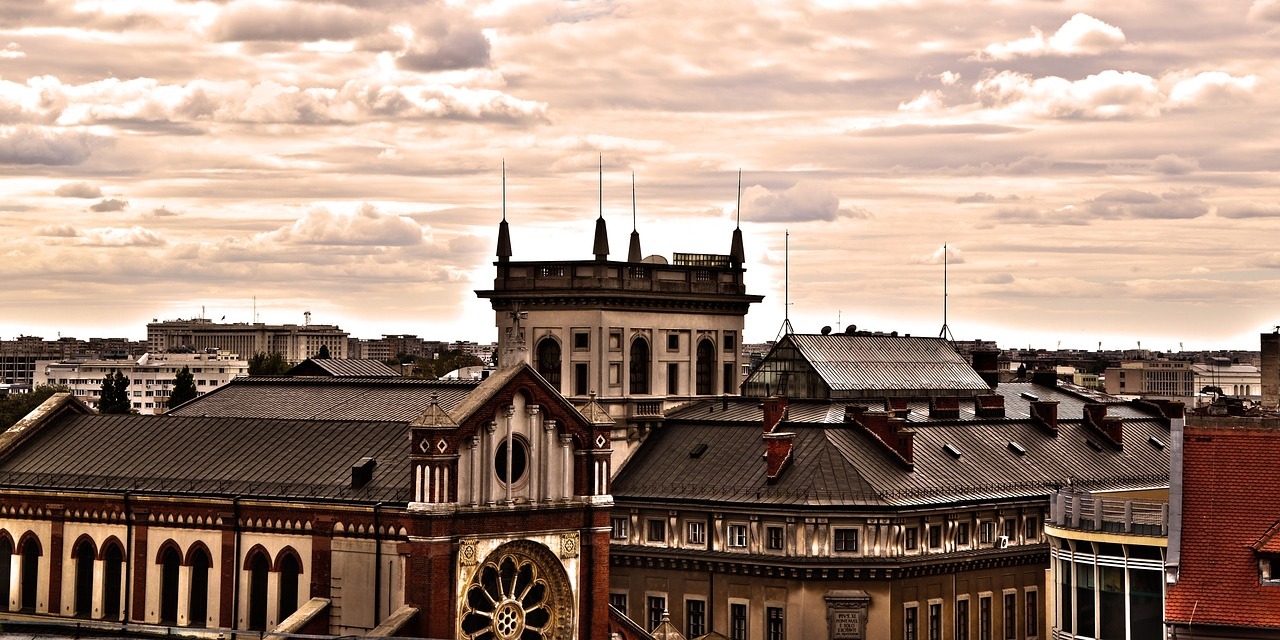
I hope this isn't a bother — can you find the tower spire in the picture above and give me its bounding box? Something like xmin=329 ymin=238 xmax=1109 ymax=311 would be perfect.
xmin=730 ymin=168 xmax=745 ymax=267
xmin=592 ymin=154 xmax=609 ymax=260
xmin=496 ymin=159 xmax=512 ymax=262
xmin=939 ymin=243 xmax=954 ymax=341
xmin=628 ymin=171 xmax=642 ymax=262
xmin=776 ymin=229 xmax=794 ymax=341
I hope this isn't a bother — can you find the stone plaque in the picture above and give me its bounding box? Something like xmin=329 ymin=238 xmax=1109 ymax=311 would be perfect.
xmin=825 ymin=590 xmax=871 ymax=640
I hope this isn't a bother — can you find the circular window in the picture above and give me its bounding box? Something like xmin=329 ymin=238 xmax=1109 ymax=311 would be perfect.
xmin=495 ymin=437 xmax=528 ymax=485
xmin=459 ymin=541 xmax=572 ymax=640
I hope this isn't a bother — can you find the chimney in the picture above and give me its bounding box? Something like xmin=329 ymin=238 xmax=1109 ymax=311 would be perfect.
xmin=974 ymin=394 xmax=1005 ymax=419
xmin=1029 ymin=400 xmax=1059 ymax=436
xmin=1084 ymin=403 xmax=1124 ymax=448
xmin=845 ymin=409 xmax=915 ymax=469
xmin=351 ymin=457 xmax=377 ymax=489
xmin=883 ymin=397 xmax=910 ymax=419
xmin=972 ymin=349 xmax=1000 ymax=388
xmin=929 ymin=396 xmax=961 ymax=419
xmin=763 ymin=431 xmax=796 ymax=483
xmin=1031 ymin=368 xmax=1059 ymax=387
xmin=762 ymin=396 xmax=788 ymax=433
xmin=1263 ymin=331 xmax=1280 ymax=410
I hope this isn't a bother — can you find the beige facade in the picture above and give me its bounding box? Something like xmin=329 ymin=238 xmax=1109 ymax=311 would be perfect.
xmin=146 ymin=319 xmax=348 ymax=363
xmin=33 ymin=351 xmax=248 ymax=414
xmin=1104 ymin=360 xmax=1193 ymax=401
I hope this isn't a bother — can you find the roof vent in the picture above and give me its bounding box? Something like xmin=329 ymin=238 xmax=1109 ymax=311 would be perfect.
xmin=1020 ymin=392 xmax=1039 ymax=401
xmin=1007 ymin=441 xmax=1027 ymax=456
xmin=943 ymin=444 xmax=963 ymax=458
xmin=1148 ymin=436 xmax=1166 ymax=450
xmin=351 ymin=457 xmax=376 ymax=490
xmin=690 ymin=443 xmax=709 ymax=459
xmin=1085 ymin=439 xmax=1103 ymax=452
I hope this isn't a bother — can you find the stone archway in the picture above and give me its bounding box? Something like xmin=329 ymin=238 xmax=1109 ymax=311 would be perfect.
xmin=458 ymin=540 xmax=573 ymax=640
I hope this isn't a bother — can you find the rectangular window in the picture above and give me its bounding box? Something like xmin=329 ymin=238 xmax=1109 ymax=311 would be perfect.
xmin=730 ymin=603 xmax=748 ymax=640
xmin=979 ymin=595 xmax=991 ymax=640
xmin=834 ymin=528 xmax=859 ymax=553
xmin=647 ymin=519 xmax=666 ymax=543
xmin=766 ymin=526 xmax=784 ymax=551
xmin=767 ymin=606 xmax=784 ymax=640
xmin=1025 ymin=589 xmax=1037 ymax=638
xmin=905 ymin=605 xmax=918 ymax=640
xmin=573 ymin=331 xmax=590 ymax=350
xmin=928 ymin=525 xmax=941 ymax=549
xmin=667 ymin=363 xmax=680 ymax=395
xmin=609 ymin=363 xmax=621 ymax=385
xmin=609 ymin=592 xmax=627 ymax=615
xmin=905 ymin=527 xmax=918 ymax=551
xmin=609 ymin=330 xmax=622 ymax=351
xmin=648 ymin=595 xmax=666 ymax=632
xmin=724 ymin=332 xmax=737 ymax=352
xmin=1002 ymin=518 xmax=1015 ymax=539
xmin=687 ymin=521 xmax=706 ymax=545
xmin=1024 ymin=516 xmax=1038 ymax=541
xmin=957 ymin=598 xmax=970 ymax=640
xmin=610 ymin=517 xmax=628 ymax=541
xmin=723 ymin=362 xmax=735 ymax=393
xmin=1003 ymin=592 xmax=1016 ymax=639
xmin=957 ymin=522 xmax=970 ymax=546
xmin=573 ymin=363 xmax=588 ymax=395
xmin=687 ymin=599 xmax=707 ymax=638
xmin=728 ymin=524 xmax=748 ymax=548
xmin=928 ymin=602 xmax=942 ymax=640
xmin=980 ymin=521 xmax=994 ymax=544
xmin=668 ymin=333 xmax=680 ymax=351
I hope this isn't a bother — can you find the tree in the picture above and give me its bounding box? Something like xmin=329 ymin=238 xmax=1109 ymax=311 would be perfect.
xmin=315 ymin=344 xmax=331 ymax=359
xmin=0 ymin=384 xmax=69 ymax=430
xmin=248 ymin=352 xmax=290 ymax=375
xmin=411 ymin=349 xmax=486 ymax=379
xmin=168 ymin=366 xmax=198 ymax=410
xmin=98 ymin=369 xmax=132 ymax=414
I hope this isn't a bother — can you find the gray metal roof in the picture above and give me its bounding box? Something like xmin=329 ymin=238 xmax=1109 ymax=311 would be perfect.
xmin=789 ymin=334 xmax=991 ymax=396
xmin=0 ymin=413 xmax=410 ymax=503
xmin=286 ymin=358 xmax=402 ymax=378
xmin=170 ymin=377 xmax=479 ymax=421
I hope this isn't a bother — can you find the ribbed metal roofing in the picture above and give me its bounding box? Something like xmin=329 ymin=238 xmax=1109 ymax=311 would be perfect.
xmin=170 ymin=377 xmax=479 ymax=421
xmin=787 ymin=334 xmax=991 ymax=395
xmin=287 ymin=358 xmax=402 ymax=378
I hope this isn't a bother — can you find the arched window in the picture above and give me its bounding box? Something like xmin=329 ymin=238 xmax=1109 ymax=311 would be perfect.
xmin=19 ymin=533 xmax=41 ymax=611
xmin=188 ymin=545 xmax=210 ymax=627
xmin=696 ymin=339 xmax=716 ymax=396
xmin=73 ymin=536 xmax=96 ymax=617
xmin=247 ymin=549 xmax=270 ymax=631
xmin=102 ymin=540 xmax=125 ymax=621
xmin=536 ymin=338 xmax=562 ymax=391
xmin=0 ymin=532 xmax=12 ymax=611
xmin=159 ymin=544 xmax=182 ymax=625
xmin=277 ymin=549 xmax=302 ymax=622
xmin=629 ymin=338 xmax=650 ymax=395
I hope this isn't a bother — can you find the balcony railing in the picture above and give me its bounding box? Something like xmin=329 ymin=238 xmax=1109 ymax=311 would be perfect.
xmin=490 ymin=260 xmax=749 ymax=297
xmin=1050 ymin=490 xmax=1168 ymax=536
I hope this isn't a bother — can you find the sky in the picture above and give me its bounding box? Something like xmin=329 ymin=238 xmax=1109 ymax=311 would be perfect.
xmin=2 ymin=0 xmax=1279 ymax=351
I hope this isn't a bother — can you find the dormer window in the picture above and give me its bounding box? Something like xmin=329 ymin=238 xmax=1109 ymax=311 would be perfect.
xmin=1261 ymin=554 xmax=1280 ymax=584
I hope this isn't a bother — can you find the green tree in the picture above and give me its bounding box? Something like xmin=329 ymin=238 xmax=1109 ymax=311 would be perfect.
xmin=248 ymin=352 xmax=290 ymax=375
xmin=167 ymin=366 xmax=198 ymax=409
xmin=98 ymin=369 xmax=132 ymax=414
xmin=411 ymin=349 xmax=486 ymax=379
xmin=316 ymin=344 xmax=331 ymax=359
xmin=0 ymin=384 xmax=69 ymax=430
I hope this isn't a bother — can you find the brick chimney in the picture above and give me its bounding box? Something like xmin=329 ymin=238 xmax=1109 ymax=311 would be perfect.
xmin=1031 ymin=368 xmax=1059 ymax=387
xmin=883 ymin=397 xmax=910 ymax=419
xmin=762 ymin=396 xmax=788 ymax=433
xmin=972 ymin=349 xmax=1000 ymax=388
xmin=929 ymin=396 xmax=961 ymax=419
xmin=974 ymin=394 xmax=1005 ymax=418
xmin=1029 ymin=400 xmax=1059 ymax=436
xmin=1263 ymin=331 xmax=1280 ymax=410
xmin=1084 ymin=403 xmax=1124 ymax=448
xmin=845 ymin=409 xmax=915 ymax=469
xmin=763 ymin=431 xmax=796 ymax=483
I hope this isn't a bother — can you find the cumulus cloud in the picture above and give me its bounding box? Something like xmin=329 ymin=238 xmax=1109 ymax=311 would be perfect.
xmin=1166 ymin=71 xmax=1258 ymax=108
xmin=80 ymin=226 xmax=164 ymax=247
xmin=1248 ymin=0 xmax=1280 ymax=22
xmin=1217 ymin=203 xmax=1280 ymax=218
xmin=269 ymin=203 xmax=426 ymax=246
xmin=1152 ymin=154 xmax=1199 ymax=175
xmin=977 ymin=13 xmax=1126 ymax=60
xmin=915 ymin=245 xmax=965 ymax=265
xmin=89 ymin=198 xmax=128 ymax=212
xmin=36 ymin=224 xmax=79 ymax=237
xmin=397 ymin=25 xmax=492 ymax=72
xmin=1083 ymin=189 xmax=1209 ymax=220
xmin=970 ymin=69 xmax=1256 ymax=121
xmin=0 ymin=126 xmax=102 ymax=165
xmin=54 ymin=182 xmax=103 ymax=198
xmin=144 ymin=206 xmax=181 ymax=218
xmin=956 ymin=192 xmax=996 ymax=203
xmin=0 ymin=43 xmax=23 ymax=59
xmin=740 ymin=181 xmax=870 ymax=223
xmin=207 ymin=0 xmax=383 ymax=42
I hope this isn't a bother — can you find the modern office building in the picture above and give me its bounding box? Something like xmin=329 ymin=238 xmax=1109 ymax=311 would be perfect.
xmin=146 ymin=318 xmax=348 ymax=363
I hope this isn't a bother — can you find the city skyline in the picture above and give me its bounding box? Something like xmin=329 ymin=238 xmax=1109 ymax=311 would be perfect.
xmin=3 ymin=0 xmax=1279 ymax=350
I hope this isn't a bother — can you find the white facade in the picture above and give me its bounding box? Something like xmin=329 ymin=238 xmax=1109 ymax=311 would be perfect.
xmin=34 ymin=351 xmax=249 ymax=414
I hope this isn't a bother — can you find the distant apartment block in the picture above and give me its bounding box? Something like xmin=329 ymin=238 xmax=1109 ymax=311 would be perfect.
xmin=347 ymin=334 xmax=449 ymax=361
xmin=147 ymin=318 xmax=347 ymax=363
xmin=1 ymin=336 xmax=145 ymax=387
xmin=1104 ymin=360 xmax=1194 ymax=401
xmin=34 ymin=350 xmax=249 ymax=414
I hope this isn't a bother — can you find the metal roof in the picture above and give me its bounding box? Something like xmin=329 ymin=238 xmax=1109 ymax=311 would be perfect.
xmin=170 ymin=377 xmax=479 ymax=421
xmin=788 ymin=334 xmax=991 ymax=396
xmin=286 ymin=358 xmax=402 ymax=377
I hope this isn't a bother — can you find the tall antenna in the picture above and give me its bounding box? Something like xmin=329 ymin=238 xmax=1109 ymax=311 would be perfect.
xmin=938 ymin=243 xmax=955 ymax=341
xmin=736 ymin=169 xmax=742 ymax=228
xmin=632 ymin=171 xmax=636 ymax=231
xmin=598 ymin=154 xmax=603 ymax=219
xmin=501 ymin=159 xmax=506 ymax=221
xmin=776 ymin=230 xmax=794 ymax=341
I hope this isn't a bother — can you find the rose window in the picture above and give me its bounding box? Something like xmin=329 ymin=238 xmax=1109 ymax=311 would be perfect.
xmin=460 ymin=542 xmax=571 ymax=640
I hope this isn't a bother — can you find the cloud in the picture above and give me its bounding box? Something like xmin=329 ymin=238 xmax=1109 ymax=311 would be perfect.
xmin=80 ymin=226 xmax=165 ymax=247
xmin=915 ymin=245 xmax=965 ymax=265
xmin=1083 ymin=189 xmax=1209 ymax=220
xmin=1248 ymin=0 xmax=1280 ymax=22
xmin=268 ymin=203 xmax=426 ymax=246
xmin=207 ymin=1 xmax=383 ymax=42
xmin=1152 ymin=154 xmax=1199 ymax=175
xmin=54 ymin=182 xmax=103 ymax=198
xmin=978 ymin=273 xmax=1014 ymax=285
xmin=740 ymin=181 xmax=869 ymax=223
xmin=977 ymin=13 xmax=1125 ymax=60
xmin=0 ymin=126 xmax=102 ymax=165
xmin=89 ymin=198 xmax=129 ymax=212
xmin=36 ymin=224 xmax=79 ymax=237
xmin=397 ymin=25 xmax=492 ymax=72
xmin=1253 ymin=253 xmax=1280 ymax=269
xmin=144 ymin=206 xmax=181 ymax=218
xmin=1167 ymin=71 xmax=1258 ymax=108
xmin=1217 ymin=203 xmax=1280 ymax=219
xmin=973 ymin=69 xmax=1162 ymax=119
xmin=0 ymin=43 xmax=23 ymax=59
xmin=989 ymin=206 xmax=1091 ymax=226
xmin=956 ymin=193 xmax=996 ymax=204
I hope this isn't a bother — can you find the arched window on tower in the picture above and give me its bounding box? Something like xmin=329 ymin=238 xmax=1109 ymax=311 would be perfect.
xmin=247 ymin=549 xmax=270 ymax=631
xmin=277 ymin=549 xmax=302 ymax=622
xmin=630 ymin=338 xmax=650 ymax=395
xmin=188 ymin=545 xmax=211 ymax=627
xmin=536 ymin=338 xmax=562 ymax=391
xmin=696 ymin=339 xmax=716 ymax=395
xmin=102 ymin=539 xmax=125 ymax=621
xmin=19 ymin=534 xmax=41 ymax=611
xmin=73 ymin=536 xmax=96 ymax=617
xmin=158 ymin=544 xmax=182 ymax=625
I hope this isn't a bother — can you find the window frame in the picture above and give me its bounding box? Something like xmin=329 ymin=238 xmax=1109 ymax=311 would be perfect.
xmin=905 ymin=526 xmax=919 ymax=551
xmin=610 ymin=516 xmax=629 ymax=541
xmin=646 ymin=593 xmax=667 ymax=633
xmin=834 ymin=527 xmax=859 ymax=553
xmin=904 ymin=602 xmax=919 ymax=640
xmin=686 ymin=597 xmax=708 ymax=638
xmin=686 ymin=520 xmax=707 ymax=546
xmin=646 ymin=518 xmax=666 ymax=544
xmin=727 ymin=523 xmax=748 ymax=548
xmin=766 ymin=525 xmax=784 ymax=551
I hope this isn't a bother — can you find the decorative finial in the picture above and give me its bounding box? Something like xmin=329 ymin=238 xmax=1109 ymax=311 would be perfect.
xmin=729 ymin=169 xmax=745 ymax=267
xmin=628 ymin=171 xmax=642 ymax=262
xmin=593 ymin=155 xmax=609 ymax=260
xmin=496 ymin=160 xmax=512 ymax=262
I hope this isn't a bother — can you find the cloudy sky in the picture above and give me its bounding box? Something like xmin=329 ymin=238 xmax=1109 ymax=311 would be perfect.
xmin=3 ymin=0 xmax=1278 ymax=350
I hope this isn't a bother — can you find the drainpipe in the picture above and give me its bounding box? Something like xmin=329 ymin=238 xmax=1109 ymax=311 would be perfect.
xmin=374 ymin=502 xmax=383 ymax=626
xmin=123 ymin=491 xmax=132 ymax=624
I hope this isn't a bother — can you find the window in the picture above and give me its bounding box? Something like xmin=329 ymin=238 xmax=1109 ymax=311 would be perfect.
xmin=536 ymin=338 xmax=561 ymax=391
xmin=609 ymin=363 xmax=621 ymax=385
xmin=667 ymin=363 xmax=680 ymax=395
xmin=696 ymin=339 xmax=715 ymax=395
xmin=1003 ymin=592 xmax=1016 ymax=639
xmin=905 ymin=527 xmax=918 ymax=551
xmin=609 ymin=330 xmax=622 ymax=351
xmin=957 ymin=522 xmax=970 ymax=546
xmin=609 ymin=592 xmax=627 ymax=615
xmin=687 ymin=521 xmax=706 ymax=545
xmin=956 ymin=598 xmax=970 ymax=640
xmin=723 ymin=362 xmax=736 ymax=393
xmin=611 ymin=517 xmax=628 ymax=541
xmin=573 ymin=363 xmax=589 ymax=395
xmin=630 ymin=339 xmax=650 ymax=394
xmin=980 ymin=521 xmax=995 ymax=544
xmin=495 ymin=437 xmax=529 ymax=485
xmin=1024 ymin=516 xmax=1038 ymax=541
xmin=687 ymin=599 xmax=707 ymax=638
xmin=728 ymin=524 xmax=748 ymax=548
xmin=979 ymin=595 xmax=992 ymax=640
xmin=648 ymin=595 xmax=667 ymax=632
xmin=573 ymin=331 xmax=590 ymax=350
xmin=766 ymin=526 xmax=784 ymax=550
xmin=928 ymin=525 xmax=941 ymax=549
xmin=1025 ymin=589 xmax=1037 ymax=638
xmin=725 ymin=332 xmax=737 ymax=352
xmin=767 ymin=606 xmax=784 ymax=640
xmin=905 ymin=604 xmax=919 ymax=640
xmin=1002 ymin=518 xmax=1015 ymax=539
xmin=731 ymin=602 xmax=748 ymax=640
xmin=668 ymin=333 xmax=680 ymax=351
xmin=647 ymin=519 xmax=666 ymax=543
xmin=929 ymin=602 xmax=942 ymax=640
xmin=834 ymin=528 xmax=859 ymax=553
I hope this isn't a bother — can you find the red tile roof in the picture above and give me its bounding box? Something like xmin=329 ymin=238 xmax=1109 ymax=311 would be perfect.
xmin=1166 ymin=421 xmax=1280 ymax=628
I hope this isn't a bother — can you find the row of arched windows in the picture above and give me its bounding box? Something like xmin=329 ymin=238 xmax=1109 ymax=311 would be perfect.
xmin=1 ymin=529 xmax=302 ymax=631
xmin=536 ymin=336 xmax=720 ymax=395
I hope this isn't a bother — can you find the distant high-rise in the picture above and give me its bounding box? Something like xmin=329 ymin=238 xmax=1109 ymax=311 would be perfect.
xmin=146 ymin=318 xmax=348 ymax=363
